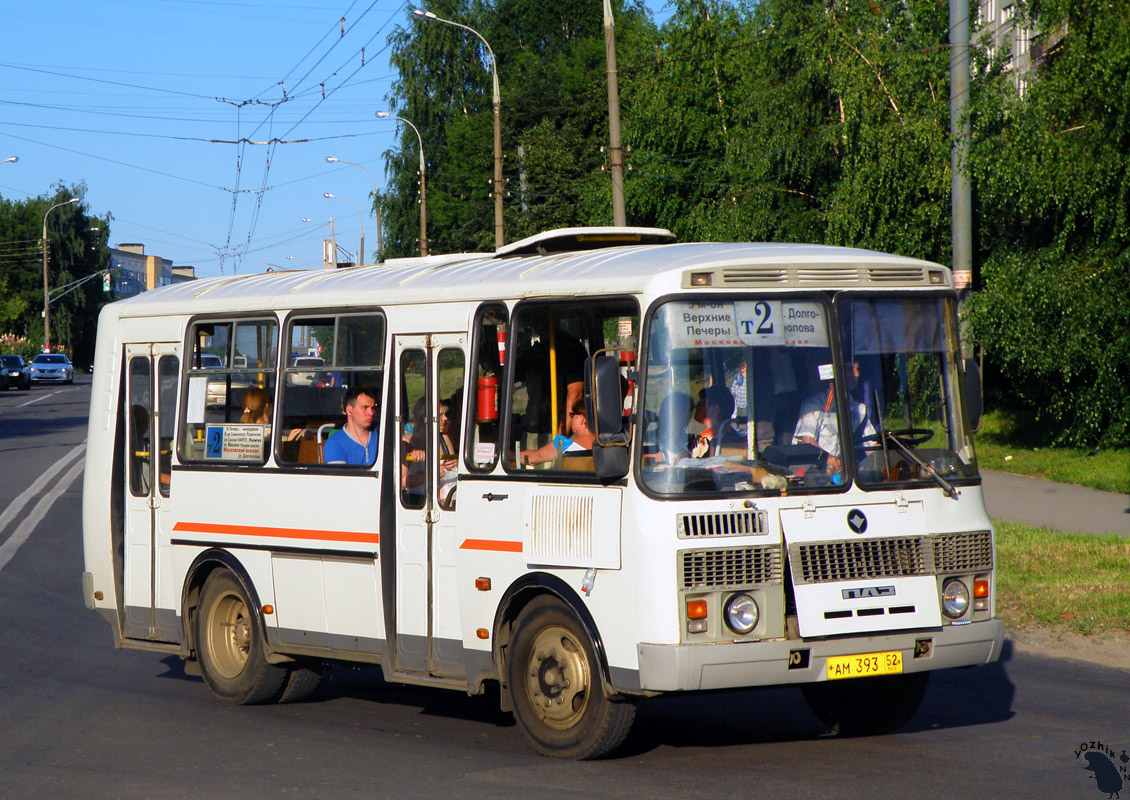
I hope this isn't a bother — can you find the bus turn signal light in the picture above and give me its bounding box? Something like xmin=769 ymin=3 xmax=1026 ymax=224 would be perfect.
xmin=973 ymin=579 xmax=989 ymax=598
xmin=687 ymin=600 xmax=708 ymax=619
xmin=475 ymin=577 xmax=491 ymax=591
xmin=476 ymin=628 xmax=489 ymax=640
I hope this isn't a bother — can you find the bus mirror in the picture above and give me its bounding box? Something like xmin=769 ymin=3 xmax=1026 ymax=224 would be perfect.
xmin=585 ymin=352 xmax=629 ymax=482
xmin=963 ymin=357 xmax=983 ymax=433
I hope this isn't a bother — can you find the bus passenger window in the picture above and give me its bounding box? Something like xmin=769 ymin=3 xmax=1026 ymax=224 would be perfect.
xmin=278 ymin=312 xmax=385 ymax=466
xmin=178 ymin=317 xmax=278 ymax=466
xmin=505 ymin=299 xmax=638 ymax=473
xmin=466 ymin=304 xmax=506 ymax=473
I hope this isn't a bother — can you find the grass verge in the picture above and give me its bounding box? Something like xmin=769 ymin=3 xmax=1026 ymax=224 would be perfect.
xmin=975 ymin=410 xmax=1130 ymax=494
xmin=995 ymin=520 xmax=1130 ymax=635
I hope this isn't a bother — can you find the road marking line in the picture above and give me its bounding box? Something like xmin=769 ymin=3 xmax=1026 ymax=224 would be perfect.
xmin=0 ymin=451 xmax=86 ymax=573
xmin=0 ymin=389 xmax=68 ymax=412
xmin=0 ymin=442 xmax=86 ymax=537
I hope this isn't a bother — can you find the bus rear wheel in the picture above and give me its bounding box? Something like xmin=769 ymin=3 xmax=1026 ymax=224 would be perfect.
xmin=506 ymin=596 xmax=636 ymax=759
xmin=801 ymin=671 xmax=929 ymax=737
xmin=196 ymin=570 xmax=287 ymax=705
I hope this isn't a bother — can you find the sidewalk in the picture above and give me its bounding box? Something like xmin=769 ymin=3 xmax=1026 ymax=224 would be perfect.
xmin=980 ymin=469 xmax=1130 ymax=536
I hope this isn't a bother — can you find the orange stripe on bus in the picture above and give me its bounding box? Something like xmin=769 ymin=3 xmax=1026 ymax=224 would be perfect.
xmin=460 ymin=538 xmax=523 ymax=552
xmin=172 ymin=521 xmax=379 ymax=545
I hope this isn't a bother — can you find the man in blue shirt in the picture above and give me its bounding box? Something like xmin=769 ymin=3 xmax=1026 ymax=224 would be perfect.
xmin=323 ymin=385 xmax=378 ymax=465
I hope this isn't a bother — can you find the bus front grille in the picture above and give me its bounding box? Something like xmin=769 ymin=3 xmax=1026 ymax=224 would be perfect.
xmin=680 ymin=545 xmax=783 ymax=589
xmin=677 ymin=510 xmax=768 ymax=539
xmin=793 ymin=537 xmax=926 ymax=585
xmin=933 ymin=530 xmax=993 ymax=572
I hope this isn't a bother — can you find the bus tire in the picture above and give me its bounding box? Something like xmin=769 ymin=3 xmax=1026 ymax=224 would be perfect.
xmin=277 ymin=663 xmax=323 ymax=704
xmin=196 ymin=570 xmax=287 ymax=705
xmin=506 ymin=596 xmax=636 ymax=759
xmin=801 ymin=671 xmax=929 ymax=737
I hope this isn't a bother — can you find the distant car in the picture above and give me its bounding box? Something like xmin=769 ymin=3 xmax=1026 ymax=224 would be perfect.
xmin=286 ymin=356 xmax=326 ymax=386
xmin=198 ymin=354 xmax=224 ymax=369
xmin=29 ymin=353 xmax=73 ymax=384
xmin=0 ymin=354 xmax=31 ymax=390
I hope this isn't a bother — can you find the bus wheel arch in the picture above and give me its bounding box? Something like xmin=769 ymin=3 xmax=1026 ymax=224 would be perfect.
xmin=493 ymin=575 xmax=636 ymax=759
xmin=181 ymin=550 xmax=287 ymax=705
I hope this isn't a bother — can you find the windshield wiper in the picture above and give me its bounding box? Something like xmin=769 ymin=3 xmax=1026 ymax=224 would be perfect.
xmin=876 ymin=430 xmax=958 ymax=499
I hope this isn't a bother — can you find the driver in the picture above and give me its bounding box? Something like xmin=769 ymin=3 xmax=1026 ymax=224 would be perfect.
xmin=792 ymin=361 xmax=875 ymax=472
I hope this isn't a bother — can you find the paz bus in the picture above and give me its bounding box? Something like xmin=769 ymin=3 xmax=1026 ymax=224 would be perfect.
xmin=82 ymin=227 xmax=1003 ymax=758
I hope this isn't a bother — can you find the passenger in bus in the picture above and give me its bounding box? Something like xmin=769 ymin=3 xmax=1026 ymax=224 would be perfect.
xmin=323 ymin=385 xmax=378 ymax=465
xmin=438 ymin=398 xmax=459 ymax=504
xmin=401 ymin=398 xmax=428 ymax=499
xmin=519 ymin=399 xmax=594 ymax=466
xmin=690 ymin=386 xmax=736 ymax=458
xmin=239 ymin=387 xmax=272 ymax=425
xmin=791 ymin=362 xmax=875 ymax=472
xmin=514 ymin=317 xmax=588 ymax=440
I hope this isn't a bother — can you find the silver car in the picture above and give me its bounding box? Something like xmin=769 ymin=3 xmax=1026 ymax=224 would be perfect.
xmin=29 ymin=353 xmax=73 ymax=384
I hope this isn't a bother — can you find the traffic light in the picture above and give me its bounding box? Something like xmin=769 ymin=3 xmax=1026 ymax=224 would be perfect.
xmin=102 ymin=271 xmax=111 ymax=293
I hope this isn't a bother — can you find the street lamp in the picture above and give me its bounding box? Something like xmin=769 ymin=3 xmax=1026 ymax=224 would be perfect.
xmin=325 ymin=156 xmax=383 ymax=259
xmin=413 ymin=8 xmax=503 ymax=248
xmin=376 ymin=111 xmax=428 ymax=256
xmin=42 ymin=197 xmax=80 ymax=352
xmin=324 ymin=193 xmax=365 ymax=267
xmin=3 ymin=156 xmax=17 ymax=164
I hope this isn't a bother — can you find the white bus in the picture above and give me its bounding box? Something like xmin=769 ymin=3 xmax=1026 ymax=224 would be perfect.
xmin=83 ymin=227 xmax=1003 ymax=758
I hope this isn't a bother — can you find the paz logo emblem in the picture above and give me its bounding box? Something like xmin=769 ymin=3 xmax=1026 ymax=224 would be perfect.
xmin=846 ymin=509 xmax=868 ymax=534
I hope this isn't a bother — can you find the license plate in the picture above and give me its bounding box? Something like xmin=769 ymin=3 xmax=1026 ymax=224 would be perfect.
xmin=826 ymin=650 xmax=903 ymax=680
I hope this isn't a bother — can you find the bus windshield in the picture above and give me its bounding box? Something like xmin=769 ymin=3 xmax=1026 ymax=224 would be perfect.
xmin=836 ymin=295 xmax=977 ymax=490
xmin=639 ymin=295 xmax=978 ymax=496
xmin=640 ymin=297 xmax=840 ymax=495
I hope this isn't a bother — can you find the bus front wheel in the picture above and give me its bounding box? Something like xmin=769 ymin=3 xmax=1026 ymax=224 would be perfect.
xmin=196 ymin=569 xmax=287 ymax=705
xmin=506 ymin=596 xmax=636 ymax=759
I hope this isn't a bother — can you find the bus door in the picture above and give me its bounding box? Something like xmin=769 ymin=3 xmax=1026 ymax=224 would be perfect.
xmin=122 ymin=342 xmax=180 ymax=642
xmin=393 ymin=334 xmax=466 ymax=678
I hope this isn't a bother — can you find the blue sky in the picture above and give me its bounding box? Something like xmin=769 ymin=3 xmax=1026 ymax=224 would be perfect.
xmin=0 ymin=0 xmax=671 ymax=279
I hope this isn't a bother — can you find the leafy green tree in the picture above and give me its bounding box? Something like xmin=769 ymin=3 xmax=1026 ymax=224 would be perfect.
xmin=967 ymin=1 xmax=1130 ymax=446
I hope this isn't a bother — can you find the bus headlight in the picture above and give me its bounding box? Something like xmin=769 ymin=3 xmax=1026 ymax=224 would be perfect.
xmin=941 ymin=579 xmax=970 ymax=619
xmin=724 ymin=593 xmax=759 ymax=635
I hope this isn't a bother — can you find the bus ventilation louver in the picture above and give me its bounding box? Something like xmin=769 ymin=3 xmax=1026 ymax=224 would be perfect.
xmin=869 ymin=266 xmax=927 ymax=283
xmin=794 ymin=537 xmax=926 ymax=585
xmin=680 ymin=545 xmax=783 ymax=589
xmin=932 ymin=530 xmax=993 ymax=573
xmin=719 ymin=264 xmax=930 ymax=288
xmin=677 ymin=510 xmax=768 ymax=539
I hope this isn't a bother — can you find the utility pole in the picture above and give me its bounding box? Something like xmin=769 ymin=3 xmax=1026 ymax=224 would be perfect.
xmin=950 ymin=0 xmax=973 ymax=350
xmin=603 ymin=0 xmax=626 ymax=226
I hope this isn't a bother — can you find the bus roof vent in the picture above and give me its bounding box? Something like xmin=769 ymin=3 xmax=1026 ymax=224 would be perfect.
xmin=868 ymin=265 xmax=929 ymax=283
xmin=494 ymin=226 xmax=675 ymax=257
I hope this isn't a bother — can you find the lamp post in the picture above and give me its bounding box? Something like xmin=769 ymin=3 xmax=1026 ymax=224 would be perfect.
xmin=324 ymin=193 xmax=364 ymax=267
xmin=42 ymin=197 xmax=80 ymax=352
xmin=325 ymin=157 xmax=383 ymax=259
xmin=376 ymin=111 xmax=428 ymax=256
xmin=413 ymin=9 xmax=503 ymax=248
xmin=3 ymin=156 xmax=17 ymax=164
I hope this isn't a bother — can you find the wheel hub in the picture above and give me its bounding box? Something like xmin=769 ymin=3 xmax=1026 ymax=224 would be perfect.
xmin=524 ymin=626 xmax=590 ymax=728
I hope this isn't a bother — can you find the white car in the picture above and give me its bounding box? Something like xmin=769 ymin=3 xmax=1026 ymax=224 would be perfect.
xmin=286 ymin=356 xmax=325 ymax=386
xmin=29 ymin=353 xmax=73 ymax=384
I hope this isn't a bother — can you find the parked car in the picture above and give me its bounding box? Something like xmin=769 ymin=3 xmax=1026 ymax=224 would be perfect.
xmin=0 ymin=354 xmax=31 ymax=390
xmin=29 ymin=353 xmax=73 ymax=384
xmin=286 ymin=356 xmax=325 ymax=386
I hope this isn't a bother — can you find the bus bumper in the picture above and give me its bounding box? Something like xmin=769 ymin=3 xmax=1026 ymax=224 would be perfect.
xmin=635 ymin=619 xmax=1005 ymax=692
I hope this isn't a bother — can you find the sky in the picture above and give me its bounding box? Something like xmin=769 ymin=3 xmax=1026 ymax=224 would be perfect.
xmin=0 ymin=0 xmax=671 ymax=280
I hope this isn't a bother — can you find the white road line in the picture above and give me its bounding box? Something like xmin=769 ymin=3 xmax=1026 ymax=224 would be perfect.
xmin=0 ymin=442 xmax=86 ymax=538
xmin=0 ymin=451 xmax=86 ymax=573
xmin=16 ymin=389 xmax=68 ymax=408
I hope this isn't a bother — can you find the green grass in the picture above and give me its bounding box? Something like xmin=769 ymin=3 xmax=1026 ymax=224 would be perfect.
xmin=975 ymin=410 xmax=1130 ymax=494
xmin=995 ymin=520 xmax=1130 ymax=634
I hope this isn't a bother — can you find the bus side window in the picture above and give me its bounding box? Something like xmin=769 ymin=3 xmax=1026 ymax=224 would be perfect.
xmin=466 ymin=303 xmax=506 ymax=472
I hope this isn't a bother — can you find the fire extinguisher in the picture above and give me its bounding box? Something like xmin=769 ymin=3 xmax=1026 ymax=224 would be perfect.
xmin=477 ymin=375 xmax=498 ymax=423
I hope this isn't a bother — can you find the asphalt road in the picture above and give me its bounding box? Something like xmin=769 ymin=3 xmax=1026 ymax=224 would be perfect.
xmin=1 ymin=379 xmax=1127 ymax=799
xmin=981 ymin=469 xmax=1130 ymax=536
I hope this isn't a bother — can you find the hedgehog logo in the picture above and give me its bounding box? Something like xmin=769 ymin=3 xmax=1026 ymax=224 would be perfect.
xmin=1075 ymin=741 xmax=1130 ymax=798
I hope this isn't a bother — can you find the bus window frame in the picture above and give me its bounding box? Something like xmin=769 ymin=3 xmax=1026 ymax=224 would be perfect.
xmin=277 ymin=307 xmax=387 ymax=469
xmin=464 ymin=302 xmax=509 ymax=475
xmin=633 ymin=290 xmax=849 ymax=502
xmin=178 ymin=312 xmax=281 ymax=469
xmin=500 ymin=295 xmax=639 ymax=480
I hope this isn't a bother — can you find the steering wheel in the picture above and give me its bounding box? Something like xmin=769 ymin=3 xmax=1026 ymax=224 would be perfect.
xmin=861 ymin=427 xmax=934 ymax=448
